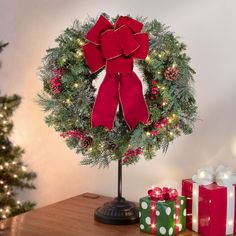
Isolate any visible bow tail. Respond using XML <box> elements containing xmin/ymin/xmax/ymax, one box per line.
<box><xmin>119</xmin><ymin>72</ymin><xmax>149</xmax><ymax>129</ymax></box>
<box><xmin>91</xmin><ymin>73</ymin><xmax>119</xmax><ymax>130</ymax></box>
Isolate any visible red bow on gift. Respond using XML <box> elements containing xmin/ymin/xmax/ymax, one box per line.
<box><xmin>148</xmin><ymin>187</ymin><xmax>178</xmax><ymax>201</ymax></box>
<box><xmin>83</xmin><ymin>15</ymin><xmax>149</xmax><ymax>130</ymax></box>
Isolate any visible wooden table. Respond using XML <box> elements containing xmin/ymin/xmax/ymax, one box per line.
<box><xmin>0</xmin><ymin>193</ymin><xmax>200</xmax><ymax>236</ymax></box>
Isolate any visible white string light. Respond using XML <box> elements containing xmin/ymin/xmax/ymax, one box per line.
<box><xmin>200</xmin><ymin>171</ymin><xmax>205</xmax><ymax>178</ymax></box>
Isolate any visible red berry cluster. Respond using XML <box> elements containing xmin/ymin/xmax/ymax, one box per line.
<box><xmin>50</xmin><ymin>68</ymin><xmax>64</xmax><ymax>94</ymax></box>
<box><xmin>123</xmin><ymin>147</ymin><xmax>142</xmax><ymax>164</ymax></box>
<box><xmin>60</xmin><ymin>130</ymin><xmax>86</xmax><ymax>140</ymax></box>
<box><xmin>150</xmin><ymin>80</ymin><xmax>159</xmax><ymax>100</ymax></box>
<box><xmin>151</xmin><ymin>80</ymin><xmax>158</xmax><ymax>94</ymax></box>
<box><xmin>151</xmin><ymin>117</ymin><xmax>169</xmax><ymax>136</ymax></box>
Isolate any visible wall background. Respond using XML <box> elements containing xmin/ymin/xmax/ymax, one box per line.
<box><xmin>0</xmin><ymin>0</ymin><xmax>236</xmax><ymax>208</ymax></box>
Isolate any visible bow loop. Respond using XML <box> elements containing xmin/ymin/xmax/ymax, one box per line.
<box><xmin>115</xmin><ymin>16</ymin><xmax>143</xmax><ymax>32</ymax></box>
<box><xmin>148</xmin><ymin>187</ymin><xmax>178</xmax><ymax>201</ymax></box>
<box><xmin>192</xmin><ymin>165</ymin><xmax>236</xmax><ymax>186</ymax></box>
<box><xmin>85</xmin><ymin>15</ymin><xmax>113</xmax><ymax>45</ymax></box>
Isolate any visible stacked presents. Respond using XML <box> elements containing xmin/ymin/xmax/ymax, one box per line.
<box><xmin>139</xmin><ymin>166</ymin><xmax>236</xmax><ymax>235</ymax></box>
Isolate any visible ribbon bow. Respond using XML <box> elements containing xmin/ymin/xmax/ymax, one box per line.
<box><xmin>192</xmin><ymin>165</ymin><xmax>236</xmax><ymax>186</ymax></box>
<box><xmin>148</xmin><ymin>187</ymin><xmax>178</xmax><ymax>201</ymax></box>
<box><xmin>83</xmin><ymin>15</ymin><xmax>149</xmax><ymax>130</ymax></box>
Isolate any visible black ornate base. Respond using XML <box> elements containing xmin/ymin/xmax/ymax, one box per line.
<box><xmin>94</xmin><ymin>197</ymin><xmax>139</xmax><ymax>225</ymax></box>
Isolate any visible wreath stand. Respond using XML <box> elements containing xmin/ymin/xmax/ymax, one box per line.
<box><xmin>94</xmin><ymin>105</ymin><xmax>139</xmax><ymax>225</ymax></box>
<box><xmin>94</xmin><ymin>159</ymin><xmax>139</xmax><ymax>225</ymax></box>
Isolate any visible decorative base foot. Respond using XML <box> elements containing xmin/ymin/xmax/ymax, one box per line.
<box><xmin>94</xmin><ymin>197</ymin><xmax>139</xmax><ymax>225</ymax></box>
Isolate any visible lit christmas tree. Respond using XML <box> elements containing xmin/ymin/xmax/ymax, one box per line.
<box><xmin>0</xmin><ymin>42</ymin><xmax>36</xmax><ymax>220</ymax></box>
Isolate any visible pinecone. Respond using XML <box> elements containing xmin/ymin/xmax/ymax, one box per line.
<box><xmin>82</xmin><ymin>136</ymin><xmax>93</xmax><ymax>149</ymax></box>
<box><xmin>164</xmin><ymin>67</ymin><xmax>179</xmax><ymax>81</ymax></box>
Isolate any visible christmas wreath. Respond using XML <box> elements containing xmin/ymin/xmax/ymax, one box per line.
<box><xmin>38</xmin><ymin>14</ymin><xmax>197</xmax><ymax>167</ymax></box>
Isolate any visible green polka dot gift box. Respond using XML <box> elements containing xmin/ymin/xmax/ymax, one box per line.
<box><xmin>139</xmin><ymin>187</ymin><xmax>186</xmax><ymax>235</ymax></box>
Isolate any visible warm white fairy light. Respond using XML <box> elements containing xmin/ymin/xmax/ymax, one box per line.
<box><xmin>77</xmin><ymin>39</ymin><xmax>85</xmax><ymax>46</ymax></box>
<box><xmin>0</xmin><ymin>165</ymin><xmax>3</xmax><ymax>170</ymax></box>
<box><xmin>161</xmin><ymin>86</ymin><xmax>166</xmax><ymax>90</ymax></box>
<box><xmin>16</xmin><ymin>200</ymin><xmax>21</xmax><ymax>205</ymax></box>
<box><xmin>145</xmin><ymin>55</ymin><xmax>151</xmax><ymax>63</ymax></box>
<box><xmin>0</xmin><ymin>113</ymin><xmax>3</xmax><ymax>118</ymax></box>
<box><xmin>146</xmin><ymin>131</ymin><xmax>151</xmax><ymax>137</ymax></box>
<box><xmin>4</xmin><ymin>106</ymin><xmax>7</xmax><ymax>110</ymax></box>
<box><xmin>228</xmin><ymin>220</ymin><xmax>233</xmax><ymax>225</ymax></box>
<box><xmin>151</xmin><ymin>206</ymin><xmax>155</xmax><ymax>210</ymax></box>
<box><xmin>4</xmin><ymin>162</ymin><xmax>9</xmax><ymax>167</ymax></box>
<box><xmin>74</xmin><ymin>83</ymin><xmax>79</xmax><ymax>88</ymax></box>
<box><xmin>4</xmin><ymin>185</ymin><xmax>8</xmax><ymax>189</ymax></box>
<box><xmin>88</xmin><ymin>147</ymin><xmax>93</xmax><ymax>151</ymax></box>
<box><xmin>13</xmin><ymin>174</ymin><xmax>18</xmax><ymax>178</ymax></box>
<box><xmin>66</xmin><ymin>98</ymin><xmax>70</xmax><ymax>104</ymax></box>
<box><xmin>192</xmin><ymin>218</ymin><xmax>197</xmax><ymax>223</ymax></box>
<box><xmin>22</xmin><ymin>166</ymin><xmax>27</xmax><ymax>171</ymax></box>
<box><xmin>76</xmin><ymin>50</ymin><xmax>83</xmax><ymax>57</ymax></box>
<box><xmin>193</xmin><ymin>190</ymin><xmax>197</xmax><ymax>195</ymax></box>
<box><xmin>151</xmin><ymin>224</ymin><xmax>156</xmax><ymax>228</ymax></box>
<box><xmin>0</xmin><ymin>180</ymin><xmax>4</xmax><ymax>184</ymax></box>
<box><xmin>2</xmin><ymin>120</ymin><xmax>7</xmax><ymax>125</ymax></box>
<box><xmin>2</xmin><ymin>146</ymin><xmax>6</xmax><ymax>150</ymax></box>
<box><xmin>12</xmin><ymin>161</ymin><xmax>16</xmax><ymax>165</ymax></box>
<box><xmin>229</xmin><ymin>192</ymin><xmax>234</xmax><ymax>197</ymax></box>
<box><xmin>169</xmin><ymin>132</ymin><xmax>174</xmax><ymax>136</ymax></box>
<box><xmin>162</xmin><ymin>102</ymin><xmax>167</xmax><ymax>106</ymax></box>
<box><xmin>6</xmin><ymin>191</ymin><xmax>11</xmax><ymax>195</ymax></box>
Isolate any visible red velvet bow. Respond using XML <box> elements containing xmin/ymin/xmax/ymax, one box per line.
<box><xmin>148</xmin><ymin>187</ymin><xmax>178</xmax><ymax>201</ymax></box>
<box><xmin>83</xmin><ymin>15</ymin><xmax>149</xmax><ymax>130</ymax></box>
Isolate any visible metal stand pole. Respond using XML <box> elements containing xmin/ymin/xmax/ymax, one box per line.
<box><xmin>118</xmin><ymin>159</ymin><xmax>122</xmax><ymax>201</ymax></box>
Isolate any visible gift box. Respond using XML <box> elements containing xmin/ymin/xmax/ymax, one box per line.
<box><xmin>139</xmin><ymin>187</ymin><xmax>186</xmax><ymax>235</ymax></box>
<box><xmin>182</xmin><ymin>166</ymin><xmax>236</xmax><ymax>236</ymax></box>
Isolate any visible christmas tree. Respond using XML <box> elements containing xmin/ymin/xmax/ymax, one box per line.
<box><xmin>0</xmin><ymin>42</ymin><xmax>36</xmax><ymax>220</ymax></box>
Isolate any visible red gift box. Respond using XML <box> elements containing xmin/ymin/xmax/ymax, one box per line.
<box><xmin>182</xmin><ymin>179</ymin><xmax>236</xmax><ymax>236</ymax></box>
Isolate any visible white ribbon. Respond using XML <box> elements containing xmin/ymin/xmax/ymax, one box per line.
<box><xmin>192</xmin><ymin>165</ymin><xmax>236</xmax><ymax>186</ymax></box>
